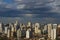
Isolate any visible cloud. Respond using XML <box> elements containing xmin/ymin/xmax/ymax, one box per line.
<box><xmin>0</xmin><ymin>0</ymin><xmax>58</xmax><ymax>10</ymax></box>
<box><xmin>0</xmin><ymin>0</ymin><xmax>60</xmax><ymax>14</ymax></box>
<box><xmin>17</xmin><ymin>4</ymin><xmax>26</xmax><ymax>9</ymax></box>
<box><xmin>1</xmin><ymin>0</ymin><xmax>60</xmax><ymax>23</ymax></box>
<box><xmin>14</xmin><ymin>0</ymin><xmax>22</xmax><ymax>1</ymax></box>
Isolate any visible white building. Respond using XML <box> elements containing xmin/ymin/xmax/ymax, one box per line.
<box><xmin>26</xmin><ymin>30</ymin><xmax>30</xmax><ymax>38</ymax></box>
<box><xmin>5</xmin><ymin>27</ymin><xmax>8</xmax><ymax>34</ymax></box>
<box><xmin>44</xmin><ymin>25</ymin><xmax>47</xmax><ymax>31</ymax></box>
<box><xmin>53</xmin><ymin>24</ymin><xmax>57</xmax><ymax>29</ymax></box>
<box><xmin>52</xmin><ymin>24</ymin><xmax>57</xmax><ymax>40</ymax></box>
<box><xmin>27</xmin><ymin>22</ymin><xmax>31</xmax><ymax>28</ymax></box>
<box><xmin>7</xmin><ymin>29</ymin><xmax>10</xmax><ymax>38</ymax></box>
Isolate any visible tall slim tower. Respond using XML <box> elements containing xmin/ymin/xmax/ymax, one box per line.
<box><xmin>27</xmin><ymin>22</ymin><xmax>32</xmax><ymax>31</ymax></box>
<box><xmin>52</xmin><ymin>24</ymin><xmax>57</xmax><ymax>40</ymax></box>
<box><xmin>9</xmin><ymin>23</ymin><xmax>14</xmax><ymax>37</ymax></box>
<box><xmin>5</xmin><ymin>27</ymin><xmax>8</xmax><ymax>34</ymax></box>
<box><xmin>7</xmin><ymin>29</ymin><xmax>10</xmax><ymax>38</ymax></box>
<box><xmin>14</xmin><ymin>21</ymin><xmax>18</xmax><ymax>32</ymax></box>
<box><xmin>47</xmin><ymin>24</ymin><xmax>52</xmax><ymax>39</ymax></box>
<box><xmin>51</xmin><ymin>29</ymin><xmax>54</xmax><ymax>40</ymax></box>
<box><xmin>26</xmin><ymin>29</ymin><xmax>30</xmax><ymax>39</ymax></box>
<box><xmin>17</xmin><ymin>29</ymin><xmax>21</xmax><ymax>40</ymax></box>
<box><xmin>0</xmin><ymin>23</ymin><xmax>2</xmax><ymax>33</ymax></box>
<box><xmin>43</xmin><ymin>25</ymin><xmax>48</xmax><ymax>34</ymax></box>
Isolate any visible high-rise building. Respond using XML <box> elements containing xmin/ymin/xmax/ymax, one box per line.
<box><xmin>27</xmin><ymin>22</ymin><xmax>31</xmax><ymax>28</ymax></box>
<box><xmin>20</xmin><ymin>23</ymin><xmax>25</xmax><ymax>30</ymax></box>
<box><xmin>9</xmin><ymin>23</ymin><xmax>14</xmax><ymax>37</ymax></box>
<box><xmin>44</xmin><ymin>25</ymin><xmax>47</xmax><ymax>31</ymax></box>
<box><xmin>0</xmin><ymin>23</ymin><xmax>2</xmax><ymax>33</ymax></box>
<box><xmin>35</xmin><ymin>23</ymin><xmax>40</xmax><ymax>28</ymax></box>
<box><xmin>34</xmin><ymin>23</ymin><xmax>40</xmax><ymax>34</ymax></box>
<box><xmin>52</xmin><ymin>24</ymin><xmax>57</xmax><ymax>40</ymax></box>
<box><xmin>17</xmin><ymin>29</ymin><xmax>21</xmax><ymax>40</ymax></box>
<box><xmin>27</xmin><ymin>22</ymin><xmax>32</xmax><ymax>32</ymax></box>
<box><xmin>47</xmin><ymin>24</ymin><xmax>52</xmax><ymax>39</ymax></box>
<box><xmin>5</xmin><ymin>27</ymin><xmax>8</xmax><ymax>34</ymax></box>
<box><xmin>14</xmin><ymin>21</ymin><xmax>18</xmax><ymax>32</ymax></box>
<box><xmin>7</xmin><ymin>29</ymin><xmax>10</xmax><ymax>38</ymax></box>
<box><xmin>32</xmin><ymin>24</ymin><xmax>35</xmax><ymax>28</ymax></box>
<box><xmin>21</xmin><ymin>29</ymin><xmax>26</xmax><ymax>38</ymax></box>
<box><xmin>58</xmin><ymin>24</ymin><xmax>60</xmax><ymax>28</ymax></box>
<box><xmin>26</xmin><ymin>30</ymin><xmax>30</xmax><ymax>39</ymax></box>
<box><xmin>53</xmin><ymin>24</ymin><xmax>57</xmax><ymax>29</ymax></box>
<box><xmin>43</xmin><ymin>25</ymin><xmax>48</xmax><ymax>34</ymax></box>
<box><xmin>51</xmin><ymin>29</ymin><xmax>54</xmax><ymax>40</ymax></box>
<box><xmin>57</xmin><ymin>24</ymin><xmax>60</xmax><ymax>39</ymax></box>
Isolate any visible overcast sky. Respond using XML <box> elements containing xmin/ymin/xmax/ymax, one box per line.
<box><xmin>0</xmin><ymin>0</ymin><xmax>60</xmax><ymax>24</ymax></box>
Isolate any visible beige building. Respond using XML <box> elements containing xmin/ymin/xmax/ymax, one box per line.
<box><xmin>47</xmin><ymin>24</ymin><xmax>52</xmax><ymax>39</ymax></box>
<box><xmin>7</xmin><ymin>29</ymin><xmax>10</xmax><ymax>38</ymax></box>
<box><xmin>0</xmin><ymin>23</ymin><xmax>2</xmax><ymax>33</ymax></box>
<box><xmin>51</xmin><ymin>29</ymin><xmax>54</xmax><ymax>40</ymax></box>
<box><xmin>34</xmin><ymin>23</ymin><xmax>41</xmax><ymax>34</ymax></box>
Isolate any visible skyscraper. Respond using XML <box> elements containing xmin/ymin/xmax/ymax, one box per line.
<box><xmin>0</xmin><ymin>23</ymin><xmax>2</xmax><ymax>33</ymax></box>
<box><xmin>52</xmin><ymin>24</ymin><xmax>57</xmax><ymax>40</ymax></box>
<box><xmin>7</xmin><ymin>29</ymin><xmax>10</xmax><ymax>38</ymax></box>
<box><xmin>9</xmin><ymin>23</ymin><xmax>14</xmax><ymax>37</ymax></box>
<box><xmin>20</xmin><ymin>23</ymin><xmax>25</xmax><ymax>30</ymax></box>
<box><xmin>5</xmin><ymin>27</ymin><xmax>8</xmax><ymax>34</ymax></box>
<box><xmin>27</xmin><ymin>22</ymin><xmax>31</xmax><ymax>28</ymax></box>
<box><xmin>51</xmin><ymin>29</ymin><xmax>54</xmax><ymax>40</ymax></box>
<box><xmin>14</xmin><ymin>21</ymin><xmax>18</xmax><ymax>32</ymax></box>
<box><xmin>17</xmin><ymin>29</ymin><xmax>21</xmax><ymax>40</ymax></box>
<box><xmin>26</xmin><ymin>29</ymin><xmax>30</xmax><ymax>39</ymax></box>
<box><xmin>47</xmin><ymin>24</ymin><xmax>52</xmax><ymax>39</ymax></box>
<box><xmin>43</xmin><ymin>25</ymin><xmax>48</xmax><ymax>34</ymax></box>
<box><xmin>27</xmin><ymin>22</ymin><xmax>32</xmax><ymax>32</ymax></box>
<box><xmin>44</xmin><ymin>25</ymin><xmax>47</xmax><ymax>31</ymax></box>
<box><xmin>34</xmin><ymin>23</ymin><xmax>41</xmax><ymax>34</ymax></box>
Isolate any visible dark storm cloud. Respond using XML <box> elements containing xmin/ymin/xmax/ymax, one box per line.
<box><xmin>0</xmin><ymin>0</ymin><xmax>60</xmax><ymax>23</ymax></box>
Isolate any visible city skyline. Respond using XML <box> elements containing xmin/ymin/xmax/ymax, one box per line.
<box><xmin>0</xmin><ymin>0</ymin><xmax>60</xmax><ymax>40</ymax></box>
